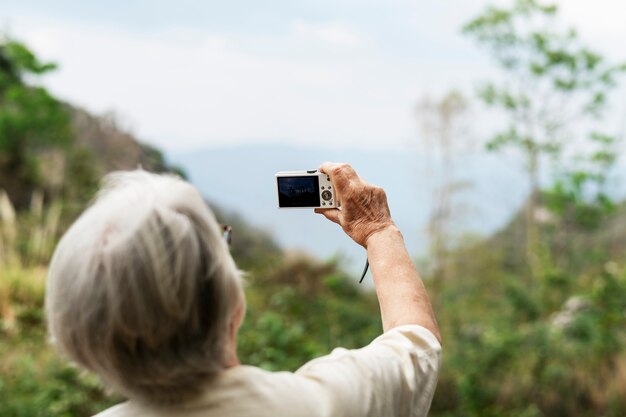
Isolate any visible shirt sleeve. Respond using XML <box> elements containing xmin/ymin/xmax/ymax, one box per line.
<box><xmin>294</xmin><ymin>325</ymin><xmax>442</xmax><ymax>417</ymax></box>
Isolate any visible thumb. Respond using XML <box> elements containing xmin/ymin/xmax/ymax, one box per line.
<box><xmin>314</xmin><ymin>208</ymin><xmax>342</xmax><ymax>225</ymax></box>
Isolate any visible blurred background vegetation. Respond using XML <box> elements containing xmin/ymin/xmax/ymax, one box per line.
<box><xmin>1</xmin><ymin>1</ymin><xmax>626</xmax><ymax>416</ymax></box>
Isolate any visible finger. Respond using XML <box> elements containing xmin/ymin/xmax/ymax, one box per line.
<box><xmin>319</xmin><ymin>162</ymin><xmax>357</xmax><ymax>191</ymax></box>
<box><xmin>319</xmin><ymin>162</ymin><xmax>357</xmax><ymax>178</ymax></box>
<box><xmin>314</xmin><ymin>208</ymin><xmax>342</xmax><ymax>225</ymax></box>
<box><xmin>319</xmin><ymin>161</ymin><xmax>339</xmax><ymax>174</ymax></box>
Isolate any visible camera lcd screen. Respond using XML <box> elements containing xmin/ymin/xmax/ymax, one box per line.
<box><xmin>277</xmin><ymin>176</ymin><xmax>321</xmax><ymax>207</ymax></box>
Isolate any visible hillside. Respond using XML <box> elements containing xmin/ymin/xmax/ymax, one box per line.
<box><xmin>475</xmin><ymin>198</ymin><xmax>626</xmax><ymax>275</ymax></box>
<box><xmin>69</xmin><ymin>106</ymin><xmax>283</xmax><ymax>269</ymax></box>
<box><xmin>69</xmin><ymin>106</ymin><xmax>185</xmax><ymax>177</ymax></box>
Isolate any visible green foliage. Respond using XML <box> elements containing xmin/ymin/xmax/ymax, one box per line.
<box><xmin>0</xmin><ymin>41</ymin><xmax>57</xmax><ymax>77</ymax></box>
<box><xmin>0</xmin><ymin>250</ymin><xmax>380</xmax><ymax>415</ymax></box>
<box><xmin>464</xmin><ymin>0</ymin><xmax>625</xmax><ymax>217</ymax></box>
<box><xmin>432</xmin><ymin>250</ymin><xmax>626</xmax><ymax>417</ymax></box>
<box><xmin>0</xmin><ymin>37</ymin><xmax>75</xmax><ymax>208</ymax></box>
<box><xmin>464</xmin><ymin>0</ymin><xmax>624</xmax><ymax>300</ymax></box>
<box><xmin>0</xmin><ymin>35</ymin><xmax>190</xmax><ymax>232</ymax></box>
<box><xmin>0</xmin><ymin>357</ymin><xmax>117</xmax><ymax>417</ymax></box>
<box><xmin>543</xmin><ymin>131</ymin><xmax>618</xmax><ymax>229</ymax></box>
<box><xmin>239</xmin><ymin>255</ymin><xmax>379</xmax><ymax>371</ymax></box>
<box><xmin>451</xmin><ymin>5</ymin><xmax>626</xmax><ymax>409</ymax></box>
<box><xmin>60</xmin><ymin>146</ymin><xmax>100</xmax><ymax>215</ymax></box>
<box><xmin>0</xmin><ymin>266</ymin><xmax>120</xmax><ymax>416</ymax></box>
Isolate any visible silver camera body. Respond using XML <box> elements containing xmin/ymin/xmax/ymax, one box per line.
<box><xmin>275</xmin><ymin>170</ymin><xmax>338</xmax><ymax>209</ymax></box>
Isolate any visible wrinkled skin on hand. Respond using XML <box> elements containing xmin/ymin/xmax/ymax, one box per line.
<box><xmin>314</xmin><ymin>162</ymin><xmax>395</xmax><ymax>248</ymax></box>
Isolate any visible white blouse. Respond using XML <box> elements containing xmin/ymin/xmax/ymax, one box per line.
<box><xmin>96</xmin><ymin>325</ymin><xmax>442</xmax><ymax>417</ymax></box>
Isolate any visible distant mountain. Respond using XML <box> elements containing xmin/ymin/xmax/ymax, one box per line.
<box><xmin>167</xmin><ymin>144</ymin><xmax>530</xmax><ymax>273</ymax></box>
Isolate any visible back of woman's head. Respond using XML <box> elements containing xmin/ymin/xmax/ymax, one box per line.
<box><xmin>45</xmin><ymin>170</ymin><xmax>244</xmax><ymax>403</ymax></box>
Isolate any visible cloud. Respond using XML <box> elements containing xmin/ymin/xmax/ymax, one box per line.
<box><xmin>8</xmin><ymin>16</ymin><xmax>425</xmax><ymax>152</ymax></box>
<box><xmin>291</xmin><ymin>20</ymin><xmax>363</xmax><ymax>46</ymax></box>
<box><xmin>14</xmin><ymin>0</ymin><xmax>626</xmax><ymax>154</ymax></box>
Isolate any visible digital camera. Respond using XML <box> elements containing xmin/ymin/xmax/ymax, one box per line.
<box><xmin>275</xmin><ymin>170</ymin><xmax>338</xmax><ymax>209</ymax></box>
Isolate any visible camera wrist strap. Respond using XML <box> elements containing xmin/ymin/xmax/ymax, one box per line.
<box><xmin>359</xmin><ymin>258</ymin><xmax>369</xmax><ymax>284</ymax></box>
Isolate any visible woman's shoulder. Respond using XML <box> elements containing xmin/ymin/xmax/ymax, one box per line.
<box><xmin>92</xmin><ymin>365</ymin><xmax>320</xmax><ymax>417</ymax></box>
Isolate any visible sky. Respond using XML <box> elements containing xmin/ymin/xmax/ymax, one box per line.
<box><xmin>2</xmin><ymin>0</ymin><xmax>626</xmax><ymax>152</ymax></box>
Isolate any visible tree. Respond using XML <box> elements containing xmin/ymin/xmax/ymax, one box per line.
<box><xmin>0</xmin><ymin>36</ymin><xmax>73</xmax><ymax>208</ymax></box>
<box><xmin>463</xmin><ymin>0</ymin><xmax>625</xmax><ymax>278</ymax></box>
<box><xmin>416</xmin><ymin>91</ymin><xmax>470</xmax><ymax>287</ymax></box>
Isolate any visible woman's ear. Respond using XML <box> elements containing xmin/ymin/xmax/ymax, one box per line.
<box><xmin>225</xmin><ymin>301</ymin><xmax>246</xmax><ymax>368</ymax></box>
<box><xmin>231</xmin><ymin>301</ymin><xmax>246</xmax><ymax>333</ymax></box>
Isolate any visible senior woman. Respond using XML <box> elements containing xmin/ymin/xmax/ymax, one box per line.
<box><xmin>46</xmin><ymin>162</ymin><xmax>441</xmax><ymax>417</ymax></box>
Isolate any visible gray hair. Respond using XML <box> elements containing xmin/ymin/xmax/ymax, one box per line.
<box><xmin>45</xmin><ymin>170</ymin><xmax>244</xmax><ymax>403</ymax></box>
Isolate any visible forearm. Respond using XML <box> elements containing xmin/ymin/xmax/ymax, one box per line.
<box><xmin>367</xmin><ymin>226</ymin><xmax>441</xmax><ymax>342</ymax></box>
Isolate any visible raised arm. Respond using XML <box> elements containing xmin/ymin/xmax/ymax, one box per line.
<box><xmin>315</xmin><ymin>162</ymin><xmax>440</xmax><ymax>342</ymax></box>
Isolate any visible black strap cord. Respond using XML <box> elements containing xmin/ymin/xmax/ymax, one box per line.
<box><xmin>359</xmin><ymin>258</ymin><xmax>369</xmax><ymax>284</ymax></box>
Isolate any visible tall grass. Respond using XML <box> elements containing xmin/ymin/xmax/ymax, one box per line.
<box><xmin>0</xmin><ymin>190</ymin><xmax>117</xmax><ymax>416</ymax></box>
<box><xmin>0</xmin><ymin>190</ymin><xmax>63</xmax><ymax>268</ymax></box>
<box><xmin>0</xmin><ymin>190</ymin><xmax>60</xmax><ymax>331</ymax></box>
<box><xmin>0</xmin><ymin>190</ymin><xmax>17</xmax><ymax>266</ymax></box>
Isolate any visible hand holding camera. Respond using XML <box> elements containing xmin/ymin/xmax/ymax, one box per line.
<box><xmin>314</xmin><ymin>162</ymin><xmax>395</xmax><ymax>248</ymax></box>
<box><xmin>276</xmin><ymin>162</ymin><xmax>440</xmax><ymax>340</ymax></box>
<box><xmin>275</xmin><ymin>163</ymin><xmax>394</xmax><ymax>248</ymax></box>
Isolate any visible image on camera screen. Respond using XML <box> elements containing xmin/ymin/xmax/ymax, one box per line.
<box><xmin>277</xmin><ymin>176</ymin><xmax>321</xmax><ymax>207</ymax></box>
